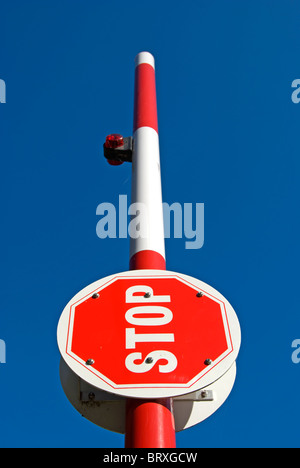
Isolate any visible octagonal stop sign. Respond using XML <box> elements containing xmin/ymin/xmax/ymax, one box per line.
<box><xmin>57</xmin><ymin>270</ymin><xmax>241</xmax><ymax>399</ymax></box>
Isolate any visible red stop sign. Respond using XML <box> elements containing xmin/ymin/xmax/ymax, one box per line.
<box><xmin>58</xmin><ymin>270</ymin><xmax>240</xmax><ymax>398</ymax></box>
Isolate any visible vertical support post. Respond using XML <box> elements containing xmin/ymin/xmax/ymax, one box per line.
<box><xmin>125</xmin><ymin>52</ymin><xmax>176</xmax><ymax>448</ymax></box>
<box><xmin>129</xmin><ymin>51</ymin><xmax>166</xmax><ymax>271</ymax></box>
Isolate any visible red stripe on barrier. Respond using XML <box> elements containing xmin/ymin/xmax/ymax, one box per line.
<box><xmin>133</xmin><ymin>63</ymin><xmax>158</xmax><ymax>133</ymax></box>
<box><xmin>125</xmin><ymin>398</ymin><xmax>176</xmax><ymax>448</ymax></box>
<box><xmin>129</xmin><ymin>249</ymin><xmax>166</xmax><ymax>271</ymax></box>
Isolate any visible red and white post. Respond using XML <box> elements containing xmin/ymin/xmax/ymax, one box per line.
<box><xmin>129</xmin><ymin>52</ymin><xmax>166</xmax><ymax>271</ymax></box>
<box><xmin>125</xmin><ymin>52</ymin><xmax>176</xmax><ymax>448</ymax></box>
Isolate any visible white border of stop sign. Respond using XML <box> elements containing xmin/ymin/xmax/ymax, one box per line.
<box><xmin>57</xmin><ymin>270</ymin><xmax>241</xmax><ymax>399</ymax></box>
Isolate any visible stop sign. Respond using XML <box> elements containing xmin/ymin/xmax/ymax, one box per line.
<box><xmin>57</xmin><ymin>270</ymin><xmax>241</xmax><ymax>398</ymax></box>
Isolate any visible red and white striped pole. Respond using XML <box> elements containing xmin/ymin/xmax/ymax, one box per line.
<box><xmin>129</xmin><ymin>51</ymin><xmax>166</xmax><ymax>271</ymax></box>
<box><xmin>125</xmin><ymin>52</ymin><xmax>176</xmax><ymax>448</ymax></box>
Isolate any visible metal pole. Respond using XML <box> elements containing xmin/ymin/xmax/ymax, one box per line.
<box><xmin>125</xmin><ymin>52</ymin><xmax>176</xmax><ymax>448</ymax></box>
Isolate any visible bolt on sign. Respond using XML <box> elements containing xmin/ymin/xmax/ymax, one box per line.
<box><xmin>57</xmin><ymin>270</ymin><xmax>241</xmax><ymax>399</ymax></box>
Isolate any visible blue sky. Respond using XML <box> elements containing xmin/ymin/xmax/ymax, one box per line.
<box><xmin>1</xmin><ymin>0</ymin><xmax>300</xmax><ymax>448</ymax></box>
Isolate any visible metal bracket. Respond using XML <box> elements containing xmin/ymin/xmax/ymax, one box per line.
<box><xmin>80</xmin><ymin>385</ymin><xmax>213</xmax><ymax>403</ymax></box>
<box><xmin>80</xmin><ymin>390</ymin><xmax>125</xmax><ymax>402</ymax></box>
<box><xmin>174</xmin><ymin>389</ymin><xmax>214</xmax><ymax>402</ymax></box>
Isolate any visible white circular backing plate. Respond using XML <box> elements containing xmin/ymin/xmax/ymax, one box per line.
<box><xmin>57</xmin><ymin>269</ymin><xmax>241</xmax><ymax>399</ymax></box>
<box><xmin>59</xmin><ymin>357</ymin><xmax>237</xmax><ymax>433</ymax></box>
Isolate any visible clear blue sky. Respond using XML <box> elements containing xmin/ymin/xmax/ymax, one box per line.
<box><xmin>1</xmin><ymin>0</ymin><xmax>300</xmax><ymax>448</ymax></box>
